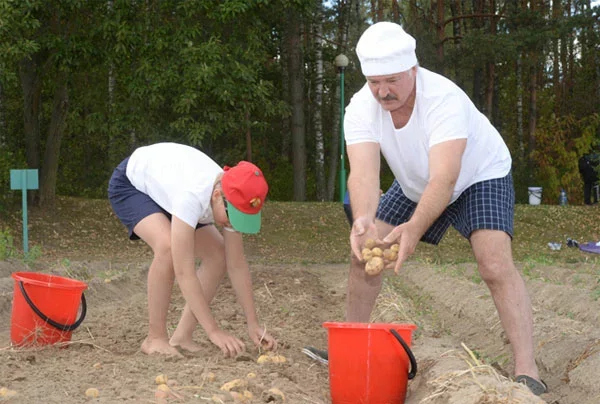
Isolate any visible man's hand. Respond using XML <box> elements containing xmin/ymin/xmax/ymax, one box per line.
<box><xmin>207</xmin><ymin>328</ymin><xmax>246</xmax><ymax>358</ymax></box>
<box><xmin>350</xmin><ymin>216</ymin><xmax>380</xmax><ymax>260</ymax></box>
<box><xmin>382</xmin><ymin>222</ymin><xmax>420</xmax><ymax>274</ymax></box>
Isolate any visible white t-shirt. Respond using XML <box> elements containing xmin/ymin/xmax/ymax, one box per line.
<box><xmin>126</xmin><ymin>143</ymin><xmax>223</xmax><ymax>228</ymax></box>
<box><xmin>344</xmin><ymin>67</ymin><xmax>512</xmax><ymax>204</ymax></box>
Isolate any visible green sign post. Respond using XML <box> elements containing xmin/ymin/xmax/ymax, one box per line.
<box><xmin>10</xmin><ymin>169</ymin><xmax>39</xmax><ymax>254</ymax></box>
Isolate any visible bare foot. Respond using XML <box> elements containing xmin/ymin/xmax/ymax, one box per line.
<box><xmin>141</xmin><ymin>337</ymin><xmax>183</xmax><ymax>357</ymax></box>
<box><xmin>169</xmin><ymin>337</ymin><xmax>203</xmax><ymax>353</ymax></box>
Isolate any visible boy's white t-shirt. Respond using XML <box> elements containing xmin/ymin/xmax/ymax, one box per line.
<box><xmin>344</xmin><ymin>67</ymin><xmax>512</xmax><ymax>204</ymax></box>
<box><xmin>126</xmin><ymin>143</ymin><xmax>223</xmax><ymax>228</ymax></box>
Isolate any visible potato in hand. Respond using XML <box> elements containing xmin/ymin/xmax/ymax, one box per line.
<box><xmin>362</xmin><ymin>243</ymin><xmax>400</xmax><ymax>275</ymax></box>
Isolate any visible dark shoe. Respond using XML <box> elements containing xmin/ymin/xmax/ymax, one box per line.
<box><xmin>301</xmin><ymin>346</ymin><xmax>328</xmax><ymax>365</ymax></box>
<box><xmin>515</xmin><ymin>375</ymin><xmax>548</xmax><ymax>396</ymax></box>
<box><xmin>567</xmin><ymin>237</ymin><xmax>579</xmax><ymax>247</ymax></box>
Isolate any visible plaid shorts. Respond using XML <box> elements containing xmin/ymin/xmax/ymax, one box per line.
<box><xmin>376</xmin><ymin>173</ymin><xmax>515</xmax><ymax>245</ymax></box>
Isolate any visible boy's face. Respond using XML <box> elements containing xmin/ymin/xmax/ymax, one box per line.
<box><xmin>212</xmin><ymin>187</ymin><xmax>232</xmax><ymax>228</ymax></box>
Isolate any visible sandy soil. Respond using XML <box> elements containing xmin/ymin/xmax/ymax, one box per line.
<box><xmin>1</xmin><ymin>251</ymin><xmax>599</xmax><ymax>403</ymax></box>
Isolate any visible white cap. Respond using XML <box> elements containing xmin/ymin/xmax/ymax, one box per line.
<box><xmin>356</xmin><ymin>22</ymin><xmax>417</xmax><ymax>76</ymax></box>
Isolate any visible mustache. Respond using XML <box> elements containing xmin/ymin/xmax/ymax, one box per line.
<box><xmin>378</xmin><ymin>94</ymin><xmax>398</xmax><ymax>101</ymax></box>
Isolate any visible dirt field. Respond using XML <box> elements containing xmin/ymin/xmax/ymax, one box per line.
<box><xmin>0</xmin><ymin>198</ymin><xmax>599</xmax><ymax>403</ymax></box>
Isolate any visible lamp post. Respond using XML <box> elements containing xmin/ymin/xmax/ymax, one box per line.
<box><xmin>335</xmin><ymin>53</ymin><xmax>349</xmax><ymax>202</ymax></box>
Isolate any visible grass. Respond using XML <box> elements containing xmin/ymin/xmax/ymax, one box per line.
<box><xmin>0</xmin><ymin>196</ymin><xmax>599</xmax><ymax>270</ymax></box>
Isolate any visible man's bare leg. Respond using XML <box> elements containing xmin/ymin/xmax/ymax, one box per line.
<box><xmin>169</xmin><ymin>225</ymin><xmax>226</xmax><ymax>352</ymax></box>
<box><xmin>133</xmin><ymin>213</ymin><xmax>182</xmax><ymax>357</ymax></box>
<box><xmin>470</xmin><ymin>229</ymin><xmax>540</xmax><ymax>381</ymax></box>
<box><xmin>345</xmin><ymin>220</ymin><xmax>394</xmax><ymax>322</ymax></box>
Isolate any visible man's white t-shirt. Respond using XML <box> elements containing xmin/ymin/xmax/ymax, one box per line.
<box><xmin>344</xmin><ymin>67</ymin><xmax>512</xmax><ymax>204</ymax></box>
<box><xmin>126</xmin><ymin>143</ymin><xmax>223</xmax><ymax>228</ymax></box>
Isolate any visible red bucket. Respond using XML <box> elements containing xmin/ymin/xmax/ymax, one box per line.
<box><xmin>323</xmin><ymin>322</ymin><xmax>417</xmax><ymax>404</ymax></box>
<box><xmin>10</xmin><ymin>272</ymin><xmax>88</xmax><ymax>347</ymax></box>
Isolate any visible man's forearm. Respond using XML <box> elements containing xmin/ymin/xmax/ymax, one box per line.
<box><xmin>409</xmin><ymin>178</ymin><xmax>455</xmax><ymax>237</ymax></box>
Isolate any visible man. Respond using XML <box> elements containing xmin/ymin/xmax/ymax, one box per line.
<box><xmin>108</xmin><ymin>142</ymin><xmax>277</xmax><ymax>358</ymax></box>
<box><xmin>305</xmin><ymin>22</ymin><xmax>546</xmax><ymax>396</ymax></box>
<box><xmin>578</xmin><ymin>153</ymin><xmax>599</xmax><ymax>205</ymax></box>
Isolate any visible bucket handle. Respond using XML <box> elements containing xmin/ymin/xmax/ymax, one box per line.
<box><xmin>18</xmin><ymin>281</ymin><xmax>87</xmax><ymax>332</ymax></box>
<box><xmin>390</xmin><ymin>329</ymin><xmax>418</xmax><ymax>380</ymax></box>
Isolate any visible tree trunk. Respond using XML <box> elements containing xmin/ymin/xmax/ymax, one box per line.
<box><xmin>0</xmin><ymin>81</ymin><xmax>4</xmax><ymax>145</ymax></box>
<box><xmin>327</xmin><ymin>0</ymin><xmax>351</xmax><ymax>202</ymax></box>
<box><xmin>483</xmin><ymin>0</ymin><xmax>496</xmax><ymax>118</ymax></box>
<box><xmin>436</xmin><ymin>0</ymin><xmax>446</xmax><ymax>73</ymax></box>
<box><xmin>19</xmin><ymin>55</ymin><xmax>43</xmax><ymax>171</ymax></box>
<box><xmin>286</xmin><ymin>10</ymin><xmax>306</xmax><ymax>201</ymax></box>
<box><xmin>516</xmin><ymin>54</ymin><xmax>524</xmax><ymax>164</ymax></box>
<box><xmin>39</xmin><ymin>79</ymin><xmax>69</xmax><ymax>207</ymax></box>
<box><xmin>527</xmin><ymin>62</ymin><xmax>538</xmax><ymax>184</ymax></box>
<box><xmin>449</xmin><ymin>0</ymin><xmax>464</xmax><ymax>89</ymax></box>
<box><xmin>313</xmin><ymin>18</ymin><xmax>326</xmax><ymax>201</ymax></box>
<box><xmin>245</xmin><ymin>110</ymin><xmax>252</xmax><ymax>161</ymax></box>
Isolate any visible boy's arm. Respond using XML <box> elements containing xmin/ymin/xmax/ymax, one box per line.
<box><xmin>222</xmin><ymin>229</ymin><xmax>259</xmax><ymax>326</ymax></box>
<box><xmin>171</xmin><ymin>217</ymin><xmax>219</xmax><ymax>332</ymax></box>
<box><xmin>223</xmin><ymin>229</ymin><xmax>277</xmax><ymax>349</ymax></box>
<box><xmin>171</xmin><ymin>217</ymin><xmax>245</xmax><ymax>356</ymax></box>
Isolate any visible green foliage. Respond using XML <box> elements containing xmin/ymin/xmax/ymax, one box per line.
<box><xmin>0</xmin><ymin>146</ymin><xmax>25</xmax><ymax>214</ymax></box>
<box><xmin>0</xmin><ymin>228</ymin><xmax>15</xmax><ymax>259</ymax></box>
<box><xmin>531</xmin><ymin>114</ymin><xmax>600</xmax><ymax>204</ymax></box>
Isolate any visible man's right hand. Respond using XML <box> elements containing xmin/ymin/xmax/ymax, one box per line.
<box><xmin>207</xmin><ymin>328</ymin><xmax>246</xmax><ymax>358</ymax></box>
<box><xmin>350</xmin><ymin>215</ymin><xmax>379</xmax><ymax>260</ymax></box>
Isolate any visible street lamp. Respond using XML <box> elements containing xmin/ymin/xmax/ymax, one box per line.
<box><xmin>335</xmin><ymin>53</ymin><xmax>349</xmax><ymax>202</ymax></box>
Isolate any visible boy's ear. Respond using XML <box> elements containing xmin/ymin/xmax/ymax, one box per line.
<box><xmin>212</xmin><ymin>184</ymin><xmax>225</xmax><ymax>202</ymax></box>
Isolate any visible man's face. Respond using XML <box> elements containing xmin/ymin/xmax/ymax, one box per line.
<box><xmin>366</xmin><ymin>67</ymin><xmax>416</xmax><ymax>111</ymax></box>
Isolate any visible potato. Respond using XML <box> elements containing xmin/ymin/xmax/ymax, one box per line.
<box><xmin>230</xmin><ymin>391</ymin><xmax>250</xmax><ymax>402</ymax></box>
<box><xmin>265</xmin><ymin>387</ymin><xmax>285</xmax><ymax>401</ymax></box>
<box><xmin>371</xmin><ymin>247</ymin><xmax>383</xmax><ymax>257</ymax></box>
<box><xmin>257</xmin><ymin>353</ymin><xmax>287</xmax><ymax>364</ymax></box>
<box><xmin>155</xmin><ymin>390</ymin><xmax>169</xmax><ymax>399</ymax></box>
<box><xmin>85</xmin><ymin>388</ymin><xmax>100</xmax><ymax>398</ymax></box>
<box><xmin>390</xmin><ymin>243</ymin><xmax>399</xmax><ymax>252</ymax></box>
<box><xmin>203</xmin><ymin>371</ymin><xmax>216</xmax><ymax>382</ymax></box>
<box><xmin>155</xmin><ymin>374</ymin><xmax>168</xmax><ymax>385</ymax></box>
<box><xmin>364</xmin><ymin>238</ymin><xmax>377</xmax><ymax>249</ymax></box>
<box><xmin>365</xmin><ymin>257</ymin><xmax>384</xmax><ymax>275</ymax></box>
<box><xmin>220</xmin><ymin>378</ymin><xmax>248</xmax><ymax>392</ymax></box>
<box><xmin>383</xmin><ymin>248</ymin><xmax>398</xmax><ymax>261</ymax></box>
<box><xmin>361</xmin><ymin>248</ymin><xmax>374</xmax><ymax>262</ymax></box>
<box><xmin>0</xmin><ymin>388</ymin><xmax>17</xmax><ymax>399</ymax></box>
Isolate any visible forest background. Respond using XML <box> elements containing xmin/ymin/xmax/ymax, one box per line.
<box><xmin>0</xmin><ymin>0</ymin><xmax>599</xmax><ymax>210</ymax></box>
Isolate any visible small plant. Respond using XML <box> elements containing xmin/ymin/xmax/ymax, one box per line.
<box><xmin>0</xmin><ymin>228</ymin><xmax>15</xmax><ymax>259</ymax></box>
<box><xmin>23</xmin><ymin>245</ymin><xmax>42</xmax><ymax>264</ymax></box>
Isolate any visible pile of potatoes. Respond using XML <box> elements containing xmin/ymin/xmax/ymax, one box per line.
<box><xmin>362</xmin><ymin>239</ymin><xmax>399</xmax><ymax>275</ymax></box>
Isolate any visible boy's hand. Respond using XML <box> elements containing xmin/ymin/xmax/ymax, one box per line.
<box><xmin>207</xmin><ymin>329</ymin><xmax>245</xmax><ymax>357</ymax></box>
<box><xmin>248</xmin><ymin>323</ymin><xmax>277</xmax><ymax>350</ymax></box>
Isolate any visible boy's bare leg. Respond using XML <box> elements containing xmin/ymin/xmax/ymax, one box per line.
<box><xmin>170</xmin><ymin>225</ymin><xmax>227</xmax><ymax>352</ymax></box>
<box><xmin>470</xmin><ymin>229</ymin><xmax>540</xmax><ymax>381</ymax></box>
<box><xmin>133</xmin><ymin>213</ymin><xmax>182</xmax><ymax>357</ymax></box>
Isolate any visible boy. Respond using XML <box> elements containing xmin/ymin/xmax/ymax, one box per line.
<box><xmin>108</xmin><ymin>142</ymin><xmax>277</xmax><ymax>357</ymax></box>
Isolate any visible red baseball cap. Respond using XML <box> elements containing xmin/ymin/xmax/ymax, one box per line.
<box><xmin>221</xmin><ymin>161</ymin><xmax>268</xmax><ymax>234</ymax></box>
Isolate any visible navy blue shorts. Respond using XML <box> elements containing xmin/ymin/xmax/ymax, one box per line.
<box><xmin>376</xmin><ymin>173</ymin><xmax>515</xmax><ymax>245</ymax></box>
<box><xmin>108</xmin><ymin>157</ymin><xmax>206</xmax><ymax>240</ymax></box>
